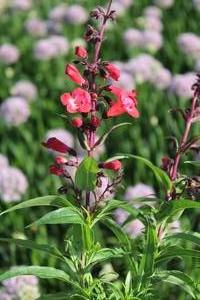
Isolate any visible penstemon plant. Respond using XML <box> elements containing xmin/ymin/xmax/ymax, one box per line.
<box><xmin>0</xmin><ymin>1</ymin><xmax>200</xmax><ymax>299</ymax></box>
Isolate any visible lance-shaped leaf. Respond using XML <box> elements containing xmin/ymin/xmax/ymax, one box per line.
<box><xmin>0</xmin><ymin>266</ymin><xmax>69</xmax><ymax>283</ymax></box>
<box><xmin>165</xmin><ymin>232</ymin><xmax>200</xmax><ymax>247</ymax></box>
<box><xmin>94</xmin><ymin>122</ymin><xmax>131</xmax><ymax>147</ymax></box>
<box><xmin>0</xmin><ymin>238</ymin><xmax>64</xmax><ymax>260</ymax></box>
<box><xmin>105</xmin><ymin>154</ymin><xmax>172</xmax><ymax>192</ymax></box>
<box><xmin>75</xmin><ymin>157</ymin><xmax>99</xmax><ymax>191</ymax></box>
<box><xmin>37</xmin><ymin>293</ymin><xmax>71</xmax><ymax>300</ymax></box>
<box><xmin>0</xmin><ymin>195</ymin><xmax>71</xmax><ymax>216</ymax></box>
<box><xmin>28</xmin><ymin>207</ymin><xmax>85</xmax><ymax>227</ymax></box>
<box><xmin>184</xmin><ymin>160</ymin><xmax>200</xmax><ymax>167</ymax></box>
<box><xmin>86</xmin><ymin>248</ymin><xmax>125</xmax><ymax>269</ymax></box>
<box><xmin>156</xmin><ymin>246</ymin><xmax>200</xmax><ymax>264</ymax></box>
<box><xmin>157</xmin><ymin>199</ymin><xmax>200</xmax><ymax>222</ymax></box>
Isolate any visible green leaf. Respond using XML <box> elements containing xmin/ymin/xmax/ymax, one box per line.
<box><xmin>156</xmin><ymin>246</ymin><xmax>200</xmax><ymax>263</ymax></box>
<box><xmin>94</xmin><ymin>123</ymin><xmax>131</xmax><ymax>147</ymax></box>
<box><xmin>0</xmin><ymin>238</ymin><xmax>64</xmax><ymax>260</ymax></box>
<box><xmin>157</xmin><ymin>199</ymin><xmax>200</xmax><ymax>222</ymax></box>
<box><xmin>165</xmin><ymin>232</ymin><xmax>200</xmax><ymax>246</ymax></box>
<box><xmin>0</xmin><ymin>266</ymin><xmax>69</xmax><ymax>283</ymax></box>
<box><xmin>92</xmin><ymin>199</ymin><xmax>138</xmax><ymax>227</ymax></box>
<box><xmin>87</xmin><ymin>248</ymin><xmax>125</xmax><ymax>268</ymax></box>
<box><xmin>184</xmin><ymin>161</ymin><xmax>200</xmax><ymax>167</ymax></box>
<box><xmin>28</xmin><ymin>207</ymin><xmax>84</xmax><ymax>227</ymax></box>
<box><xmin>0</xmin><ymin>195</ymin><xmax>71</xmax><ymax>216</ymax></box>
<box><xmin>139</xmin><ymin>222</ymin><xmax>157</xmax><ymax>278</ymax></box>
<box><xmin>106</xmin><ymin>154</ymin><xmax>172</xmax><ymax>192</ymax></box>
<box><xmin>75</xmin><ymin>157</ymin><xmax>99</xmax><ymax>191</ymax></box>
<box><xmin>37</xmin><ymin>293</ymin><xmax>71</xmax><ymax>300</ymax></box>
<box><xmin>155</xmin><ymin>270</ymin><xmax>197</xmax><ymax>298</ymax></box>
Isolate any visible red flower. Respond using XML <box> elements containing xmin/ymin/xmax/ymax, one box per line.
<box><xmin>71</xmin><ymin>117</ymin><xmax>83</xmax><ymax>128</ymax></box>
<box><xmin>75</xmin><ymin>46</ymin><xmax>88</xmax><ymax>58</ymax></box>
<box><xmin>100</xmin><ymin>160</ymin><xmax>122</xmax><ymax>171</ymax></box>
<box><xmin>43</xmin><ymin>137</ymin><xmax>77</xmax><ymax>156</ymax></box>
<box><xmin>49</xmin><ymin>165</ymin><xmax>64</xmax><ymax>176</ymax></box>
<box><xmin>65</xmin><ymin>64</ymin><xmax>85</xmax><ymax>85</ymax></box>
<box><xmin>107</xmin><ymin>86</ymin><xmax>139</xmax><ymax>118</ymax></box>
<box><xmin>91</xmin><ymin>116</ymin><xmax>101</xmax><ymax>128</ymax></box>
<box><xmin>61</xmin><ymin>88</ymin><xmax>92</xmax><ymax>113</ymax></box>
<box><xmin>105</xmin><ymin>63</ymin><xmax>120</xmax><ymax>81</ymax></box>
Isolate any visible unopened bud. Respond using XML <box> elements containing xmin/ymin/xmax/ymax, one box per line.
<box><xmin>71</xmin><ymin>117</ymin><xmax>83</xmax><ymax>128</ymax></box>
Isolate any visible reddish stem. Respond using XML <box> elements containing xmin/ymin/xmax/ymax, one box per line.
<box><xmin>170</xmin><ymin>96</ymin><xmax>197</xmax><ymax>181</ymax></box>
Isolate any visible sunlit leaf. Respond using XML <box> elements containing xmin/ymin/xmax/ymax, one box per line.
<box><xmin>75</xmin><ymin>157</ymin><xmax>99</xmax><ymax>191</ymax></box>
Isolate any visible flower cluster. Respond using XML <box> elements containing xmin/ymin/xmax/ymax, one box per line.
<box><xmin>43</xmin><ymin>4</ymin><xmax>140</xmax><ymax>210</ymax></box>
<box><xmin>0</xmin><ymin>271</ymin><xmax>40</xmax><ymax>300</ymax></box>
<box><xmin>0</xmin><ymin>155</ymin><xmax>28</xmax><ymax>203</ymax></box>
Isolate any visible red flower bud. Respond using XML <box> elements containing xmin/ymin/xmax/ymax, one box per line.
<box><xmin>49</xmin><ymin>165</ymin><xmax>64</xmax><ymax>176</ymax></box>
<box><xmin>91</xmin><ymin>116</ymin><xmax>101</xmax><ymax>128</ymax></box>
<box><xmin>65</xmin><ymin>64</ymin><xmax>85</xmax><ymax>85</ymax></box>
<box><xmin>75</xmin><ymin>46</ymin><xmax>88</xmax><ymax>58</ymax></box>
<box><xmin>42</xmin><ymin>137</ymin><xmax>77</xmax><ymax>156</ymax></box>
<box><xmin>55</xmin><ymin>156</ymin><xmax>68</xmax><ymax>164</ymax></box>
<box><xmin>71</xmin><ymin>117</ymin><xmax>83</xmax><ymax>128</ymax></box>
<box><xmin>105</xmin><ymin>63</ymin><xmax>120</xmax><ymax>81</ymax></box>
<box><xmin>100</xmin><ymin>160</ymin><xmax>122</xmax><ymax>171</ymax></box>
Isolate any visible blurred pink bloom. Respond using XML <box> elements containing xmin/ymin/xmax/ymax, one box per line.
<box><xmin>0</xmin><ymin>97</ymin><xmax>30</xmax><ymax>126</ymax></box>
<box><xmin>177</xmin><ymin>33</ymin><xmax>200</xmax><ymax>60</ymax></box>
<box><xmin>0</xmin><ymin>154</ymin><xmax>9</xmax><ymax>169</ymax></box>
<box><xmin>25</xmin><ymin>18</ymin><xmax>47</xmax><ymax>37</ymax></box>
<box><xmin>170</xmin><ymin>73</ymin><xmax>196</xmax><ymax>99</ymax></box>
<box><xmin>0</xmin><ymin>44</ymin><xmax>20</xmax><ymax>64</ymax></box>
<box><xmin>49</xmin><ymin>4</ymin><xmax>68</xmax><ymax>22</ymax></box>
<box><xmin>143</xmin><ymin>6</ymin><xmax>162</xmax><ymax>18</ymax></box>
<box><xmin>154</xmin><ymin>0</ymin><xmax>174</xmax><ymax>8</ymax></box>
<box><xmin>150</xmin><ymin>67</ymin><xmax>172</xmax><ymax>90</ymax></box>
<box><xmin>142</xmin><ymin>30</ymin><xmax>163</xmax><ymax>52</ymax></box>
<box><xmin>11</xmin><ymin>80</ymin><xmax>37</xmax><ymax>102</ymax></box>
<box><xmin>64</xmin><ymin>5</ymin><xmax>88</xmax><ymax>24</ymax></box>
<box><xmin>123</xmin><ymin>28</ymin><xmax>143</xmax><ymax>47</ymax></box>
<box><xmin>0</xmin><ymin>167</ymin><xmax>28</xmax><ymax>202</ymax></box>
<box><xmin>10</xmin><ymin>0</ymin><xmax>32</xmax><ymax>11</ymax></box>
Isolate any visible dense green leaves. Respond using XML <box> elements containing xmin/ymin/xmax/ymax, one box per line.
<box><xmin>28</xmin><ymin>207</ymin><xmax>84</xmax><ymax>227</ymax></box>
<box><xmin>0</xmin><ymin>195</ymin><xmax>71</xmax><ymax>216</ymax></box>
<box><xmin>156</xmin><ymin>246</ymin><xmax>200</xmax><ymax>263</ymax></box>
<box><xmin>165</xmin><ymin>232</ymin><xmax>200</xmax><ymax>246</ymax></box>
<box><xmin>37</xmin><ymin>293</ymin><xmax>71</xmax><ymax>300</ymax></box>
<box><xmin>87</xmin><ymin>248</ymin><xmax>125</xmax><ymax>268</ymax></box>
<box><xmin>75</xmin><ymin>157</ymin><xmax>99</xmax><ymax>191</ymax></box>
<box><xmin>184</xmin><ymin>161</ymin><xmax>200</xmax><ymax>167</ymax></box>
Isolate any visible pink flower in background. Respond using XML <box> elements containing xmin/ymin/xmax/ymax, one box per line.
<box><xmin>154</xmin><ymin>0</ymin><xmax>174</xmax><ymax>8</ymax></box>
<box><xmin>49</xmin><ymin>4</ymin><xmax>68</xmax><ymax>22</ymax></box>
<box><xmin>11</xmin><ymin>80</ymin><xmax>37</xmax><ymax>102</ymax></box>
<box><xmin>25</xmin><ymin>18</ymin><xmax>47</xmax><ymax>37</ymax></box>
<box><xmin>170</xmin><ymin>73</ymin><xmax>196</xmax><ymax>98</ymax></box>
<box><xmin>65</xmin><ymin>64</ymin><xmax>85</xmax><ymax>85</ymax></box>
<box><xmin>143</xmin><ymin>6</ymin><xmax>162</xmax><ymax>18</ymax></box>
<box><xmin>142</xmin><ymin>30</ymin><xmax>163</xmax><ymax>52</ymax></box>
<box><xmin>10</xmin><ymin>0</ymin><xmax>32</xmax><ymax>11</ymax></box>
<box><xmin>61</xmin><ymin>88</ymin><xmax>92</xmax><ymax>113</ymax></box>
<box><xmin>123</xmin><ymin>28</ymin><xmax>143</xmax><ymax>48</ymax></box>
<box><xmin>177</xmin><ymin>33</ymin><xmax>200</xmax><ymax>60</ymax></box>
<box><xmin>0</xmin><ymin>154</ymin><xmax>9</xmax><ymax>169</ymax></box>
<box><xmin>64</xmin><ymin>5</ymin><xmax>88</xmax><ymax>24</ymax></box>
<box><xmin>0</xmin><ymin>44</ymin><xmax>20</xmax><ymax>64</ymax></box>
<box><xmin>0</xmin><ymin>167</ymin><xmax>28</xmax><ymax>202</ymax></box>
<box><xmin>107</xmin><ymin>86</ymin><xmax>139</xmax><ymax>118</ymax></box>
<box><xmin>0</xmin><ymin>97</ymin><xmax>30</xmax><ymax>126</ymax></box>
<box><xmin>150</xmin><ymin>67</ymin><xmax>172</xmax><ymax>90</ymax></box>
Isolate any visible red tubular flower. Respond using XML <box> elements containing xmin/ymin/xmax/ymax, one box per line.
<box><xmin>107</xmin><ymin>86</ymin><xmax>139</xmax><ymax>118</ymax></box>
<box><xmin>43</xmin><ymin>137</ymin><xmax>77</xmax><ymax>156</ymax></box>
<box><xmin>71</xmin><ymin>117</ymin><xmax>83</xmax><ymax>128</ymax></box>
<box><xmin>49</xmin><ymin>165</ymin><xmax>64</xmax><ymax>176</ymax></box>
<box><xmin>60</xmin><ymin>88</ymin><xmax>92</xmax><ymax>113</ymax></box>
<box><xmin>105</xmin><ymin>63</ymin><xmax>120</xmax><ymax>81</ymax></box>
<box><xmin>100</xmin><ymin>160</ymin><xmax>122</xmax><ymax>171</ymax></box>
<box><xmin>91</xmin><ymin>116</ymin><xmax>101</xmax><ymax>128</ymax></box>
<box><xmin>75</xmin><ymin>46</ymin><xmax>88</xmax><ymax>58</ymax></box>
<box><xmin>65</xmin><ymin>64</ymin><xmax>85</xmax><ymax>85</ymax></box>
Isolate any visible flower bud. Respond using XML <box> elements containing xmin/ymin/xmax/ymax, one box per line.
<box><xmin>75</xmin><ymin>46</ymin><xmax>88</xmax><ymax>58</ymax></box>
<box><xmin>105</xmin><ymin>63</ymin><xmax>120</xmax><ymax>81</ymax></box>
<box><xmin>100</xmin><ymin>160</ymin><xmax>122</xmax><ymax>171</ymax></box>
<box><xmin>42</xmin><ymin>137</ymin><xmax>77</xmax><ymax>156</ymax></box>
<box><xmin>65</xmin><ymin>64</ymin><xmax>85</xmax><ymax>85</ymax></box>
<box><xmin>91</xmin><ymin>116</ymin><xmax>101</xmax><ymax>128</ymax></box>
<box><xmin>49</xmin><ymin>164</ymin><xmax>64</xmax><ymax>176</ymax></box>
<box><xmin>71</xmin><ymin>117</ymin><xmax>83</xmax><ymax>128</ymax></box>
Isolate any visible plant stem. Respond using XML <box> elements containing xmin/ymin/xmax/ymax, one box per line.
<box><xmin>170</xmin><ymin>96</ymin><xmax>197</xmax><ymax>181</ymax></box>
